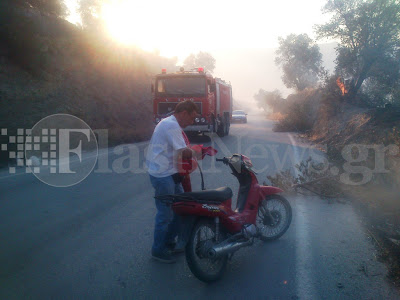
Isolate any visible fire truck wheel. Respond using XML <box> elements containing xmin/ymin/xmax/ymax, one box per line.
<box><xmin>225</xmin><ymin>119</ymin><xmax>230</xmax><ymax>136</ymax></box>
<box><xmin>213</xmin><ymin>117</ymin><xmax>218</xmax><ymax>134</ymax></box>
<box><xmin>217</xmin><ymin>119</ymin><xmax>225</xmax><ymax>137</ymax></box>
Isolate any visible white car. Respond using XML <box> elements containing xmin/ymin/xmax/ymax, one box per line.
<box><xmin>232</xmin><ymin>110</ymin><xmax>247</xmax><ymax>123</ymax></box>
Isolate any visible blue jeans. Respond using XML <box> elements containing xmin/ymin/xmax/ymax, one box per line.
<box><xmin>149</xmin><ymin>174</ymin><xmax>184</xmax><ymax>254</ymax></box>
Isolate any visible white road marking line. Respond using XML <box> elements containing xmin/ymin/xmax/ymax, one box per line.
<box><xmin>289</xmin><ymin>133</ymin><xmax>318</xmax><ymax>300</ymax></box>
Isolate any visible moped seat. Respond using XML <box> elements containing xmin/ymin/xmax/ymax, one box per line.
<box><xmin>181</xmin><ymin>187</ymin><xmax>233</xmax><ymax>202</ymax></box>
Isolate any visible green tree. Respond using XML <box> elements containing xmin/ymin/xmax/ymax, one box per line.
<box><xmin>316</xmin><ymin>0</ymin><xmax>400</xmax><ymax>99</ymax></box>
<box><xmin>275</xmin><ymin>34</ymin><xmax>324</xmax><ymax>91</ymax></box>
<box><xmin>0</xmin><ymin>0</ymin><xmax>69</xmax><ymax>73</ymax></box>
<box><xmin>361</xmin><ymin>48</ymin><xmax>400</xmax><ymax>105</ymax></box>
<box><xmin>183</xmin><ymin>53</ymin><xmax>196</xmax><ymax>70</ymax></box>
<box><xmin>78</xmin><ymin>0</ymin><xmax>103</xmax><ymax>29</ymax></box>
<box><xmin>254</xmin><ymin>89</ymin><xmax>285</xmax><ymax>113</ymax></box>
<box><xmin>183</xmin><ymin>51</ymin><xmax>216</xmax><ymax>73</ymax></box>
<box><xmin>4</xmin><ymin>0</ymin><xmax>68</xmax><ymax>17</ymax></box>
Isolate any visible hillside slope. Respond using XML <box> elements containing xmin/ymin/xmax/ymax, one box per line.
<box><xmin>0</xmin><ymin>4</ymin><xmax>178</xmax><ymax>164</ymax></box>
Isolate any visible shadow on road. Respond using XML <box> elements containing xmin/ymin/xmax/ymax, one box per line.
<box><xmin>187</xmin><ymin>134</ymin><xmax>212</xmax><ymax>144</ymax></box>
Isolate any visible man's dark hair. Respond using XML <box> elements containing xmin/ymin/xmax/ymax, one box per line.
<box><xmin>174</xmin><ymin>100</ymin><xmax>199</xmax><ymax>114</ymax></box>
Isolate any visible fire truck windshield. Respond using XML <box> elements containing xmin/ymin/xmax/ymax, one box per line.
<box><xmin>156</xmin><ymin>76</ymin><xmax>206</xmax><ymax>97</ymax></box>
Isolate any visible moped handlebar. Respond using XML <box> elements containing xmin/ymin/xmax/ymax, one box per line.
<box><xmin>216</xmin><ymin>157</ymin><xmax>229</xmax><ymax>164</ymax></box>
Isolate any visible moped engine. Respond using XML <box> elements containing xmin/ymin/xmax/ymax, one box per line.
<box><xmin>242</xmin><ymin>224</ymin><xmax>258</xmax><ymax>239</ymax></box>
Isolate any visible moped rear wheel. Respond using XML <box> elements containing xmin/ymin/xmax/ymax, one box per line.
<box><xmin>257</xmin><ymin>195</ymin><xmax>292</xmax><ymax>241</ymax></box>
<box><xmin>186</xmin><ymin>219</ymin><xmax>228</xmax><ymax>282</ymax></box>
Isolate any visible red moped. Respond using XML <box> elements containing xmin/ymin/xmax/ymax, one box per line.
<box><xmin>158</xmin><ymin>154</ymin><xmax>292</xmax><ymax>282</ymax></box>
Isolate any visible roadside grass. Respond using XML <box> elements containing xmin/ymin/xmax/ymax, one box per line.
<box><xmin>266</xmin><ymin>157</ymin><xmax>344</xmax><ymax>200</ymax></box>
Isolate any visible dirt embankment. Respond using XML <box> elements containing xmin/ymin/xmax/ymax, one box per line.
<box><xmin>304</xmin><ymin>99</ymin><xmax>400</xmax><ymax>285</ymax></box>
<box><xmin>265</xmin><ymin>83</ymin><xmax>400</xmax><ymax>284</ymax></box>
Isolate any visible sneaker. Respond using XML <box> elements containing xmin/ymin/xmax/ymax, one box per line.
<box><xmin>165</xmin><ymin>241</ymin><xmax>176</xmax><ymax>250</ymax></box>
<box><xmin>151</xmin><ymin>250</ymin><xmax>176</xmax><ymax>264</ymax></box>
<box><xmin>171</xmin><ymin>242</ymin><xmax>185</xmax><ymax>254</ymax></box>
<box><xmin>170</xmin><ymin>247</ymin><xmax>185</xmax><ymax>254</ymax></box>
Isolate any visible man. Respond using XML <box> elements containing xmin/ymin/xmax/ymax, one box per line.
<box><xmin>146</xmin><ymin>100</ymin><xmax>200</xmax><ymax>263</ymax></box>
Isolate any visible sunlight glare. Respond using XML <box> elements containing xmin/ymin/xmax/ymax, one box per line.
<box><xmin>103</xmin><ymin>2</ymin><xmax>151</xmax><ymax>49</ymax></box>
<box><xmin>102</xmin><ymin>1</ymin><xmax>190</xmax><ymax>55</ymax></box>
<box><xmin>101</xmin><ymin>0</ymin><xmax>330</xmax><ymax>59</ymax></box>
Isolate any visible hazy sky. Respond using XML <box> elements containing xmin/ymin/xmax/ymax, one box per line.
<box><xmin>67</xmin><ymin>0</ymin><xmax>331</xmax><ymax>58</ymax></box>
<box><xmin>66</xmin><ymin>0</ymin><xmax>334</xmax><ymax>105</ymax></box>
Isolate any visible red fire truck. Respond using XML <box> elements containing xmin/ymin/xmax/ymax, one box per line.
<box><xmin>151</xmin><ymin>67</ymin><xmax>233</xmax><ymax>137</ymax></box>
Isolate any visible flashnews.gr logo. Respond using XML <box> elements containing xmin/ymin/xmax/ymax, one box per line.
<box><xmin>1</xmin><ymin>114</ymin><xmax>98</xmax><ymax>187</ymax></box>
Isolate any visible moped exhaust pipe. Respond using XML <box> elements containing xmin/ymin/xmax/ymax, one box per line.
<box><xmin>207</xmin><ymin>239</ymin><xmax>253</xmax><ymax>258</ymax></box>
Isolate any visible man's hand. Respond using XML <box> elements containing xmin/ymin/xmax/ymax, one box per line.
<box><xmin>176</xmin><ymin>147</ymin><xmax>203</xmax><ymax>175</ymax></box>
<box><xmin>180</xmin><ymin>148</ymin><xmax>202</xmax><ymax>160</ymax></box>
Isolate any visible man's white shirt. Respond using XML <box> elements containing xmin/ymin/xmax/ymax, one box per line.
<box><xmin>146</xmin><ymin>115</ymin><xmax>187</xmax><ymax>177</ymax></box>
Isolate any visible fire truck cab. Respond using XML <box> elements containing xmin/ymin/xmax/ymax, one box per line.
<box><xmin>151</xmin><ymin>68</ymin><xmax>233</xmax><ymax>137</ymax></box>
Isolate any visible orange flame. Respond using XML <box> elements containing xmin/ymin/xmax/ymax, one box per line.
<box><xmin>336</xmin><ymin>77</ymin><xmax>348</xmax><ymax>95</ymax></box>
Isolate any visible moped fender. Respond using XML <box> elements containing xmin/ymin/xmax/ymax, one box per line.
<box><xmin>259</xmin><ymin>186</ymin><xmax>284</xmax><ymax>198</ymax></box>
<box><xmin>180</xmin><ymin>215</ymin><xmax>198</xmax><ymax>242</ymax></box>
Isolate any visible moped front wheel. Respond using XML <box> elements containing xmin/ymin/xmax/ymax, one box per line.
<box><xmin>186</xmin><ymin>219</ymin><xmax>228</xmax><ymax>282</ymax></box>
<box><xmin>257</xmin><ymin>195</ymin><xmax>292</xmax><ymax>241</ymax></box>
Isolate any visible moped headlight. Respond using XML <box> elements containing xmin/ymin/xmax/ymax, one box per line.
<box><xmin>201</xmin><ymin>118</ymin><xmax>205</xmax><ymax>123</ymax></box>
<box><xmin>195</xmin><ymin>118</ymin><xmax>200</xmax><ymax>123</ymax></box>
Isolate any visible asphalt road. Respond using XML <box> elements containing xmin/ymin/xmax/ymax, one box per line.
<box><xmin>1</xmin><ymin>114</ymin><xmax>399</xmax><ymax>299</ymax></box>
